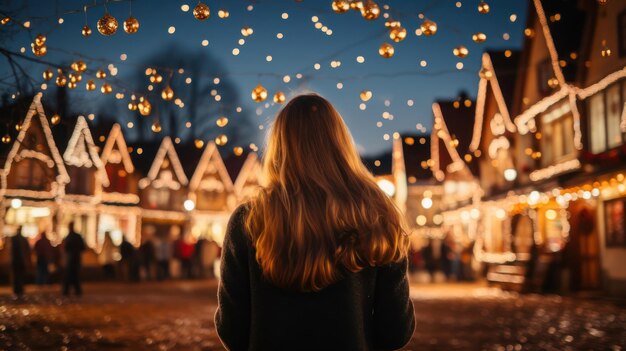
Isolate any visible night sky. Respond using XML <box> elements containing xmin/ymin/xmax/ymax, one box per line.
<box><xmin>0</xmin><ymin>0</ymin><xmax>528</xmax><ymax>156</ymax></box>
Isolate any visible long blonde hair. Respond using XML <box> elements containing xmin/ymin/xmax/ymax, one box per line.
<box><xmin>245</xmin><ymin>94</ymin><xmax>409</xmax><ymax>292</ymax></box>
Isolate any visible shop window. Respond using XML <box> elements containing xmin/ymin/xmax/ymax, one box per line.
<box><xmin>12</xmin><ymin>159</ymin><xmax>49</xmax><ymax>191</ymax></box>
<box><xmin>619</xmin><ymin>10</ymin><xmax>626</xmax><ymax>57</ymax></box>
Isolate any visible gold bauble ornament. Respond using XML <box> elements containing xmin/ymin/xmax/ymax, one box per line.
<box><xmin>233</xmin><ymin>146</ymin><xmax>244</xmax><ymax>156</ymax></box>
<box><xmin>123</xmin><ymin>16</ymin><xmax>139</xmax><ymax>33</ymax></box>
<box><xmin>385</xmin><ymin>19</ymin><xmax>401</xmax><ymax>28</ymax></box>
<box><xmin>361</xmin><ymin>1</ymin><xmax>380</xmax><ymax>20</ymax></box>
<box><xmin>1</xmin><ymin>134</ymin><xmax>11</xmax><ymax>144</ymax></box>
<box><xmin>43</xmin><ymin>69</ymin><xmax>53</xmax><ymax>80</ymax></box>
<box><xmin>34</xmin><ymin>34</ymin><xmax>46</xmax><ymax>46</ymax></box>
<box><xmin>251</xmin><ymin>84</ymin><xmax>268</xmax><ymax>102</ymax></box>
<box><xmin>216</xmin><ymin>117</ymin><xmax>229</xmax><ymax>127</ymax></box>
<box><xmin>378</xmin><ymin>43</ymin><xmax>394</xmax><ymax>58</ymax></box>
<box><xmin>97</xmin><ymin>13</ymin><xmax>118</xmax><ymax>36</ymax></box>
<box><xmin>31</xmin><ymin>43</ymin><xmax>47</xmax><ymax>57</ymax></box>
<box><xmin>332</xmin><ymin>0</ymin><xmax>350</xmax><ymax>13</ymax></box>
<box><xmin>421</xmin><ymin>19</ymin><xmax>437</xmax><ymax>36</ymax></box>
<box><xmin>547</xmin><ymin>77</ymin><xmax>559</xmax><ymax>89</ymax></box>
<box><xmin>389</xmin><ymin>26</ymin><xmax>406</xmax><ymax>42</ymax></box>
<box><xmin>15</xmin><ymin>123</ymin><xmax>21</xmax><ymax>131</ymax></box>
<box><xmin>193</xmin><ymin>2</ymin><xmax>211</xmax><ymax>21</ymax></box>
<box><xmin>82</xmin><ymin>25</ymin><xmax>92</xmax><ymax>37</ymax></box>
<box><xmin>69</xmin><ymin>72</ymin><xmax>83</xmax><ymax>83</ymax></box>
<box><xmin>150</xmin><ymin>74</ymin><xmax>163</xmax><ymax>83</ymax></box>
<box><xmin>56</xmin><ymin>74</ymin><xmax>67</xmax><ymax>87</ymax></box>
<box><xmin>478</xmin><ymin>1</ymin><xmax>490</xmax><ymax>14</ymax></box>
<box><xmin>67</xmin><ymin>81</ymin><xmax>77</xmax><ymax>89</ymax></box>
<box><xmin>128</xmin><ymin>102</ymin><xmax>138</xmax><ymax>111</ymax></box>
<box><xmin>86</xmin><ymin>80</ymin><xmax>96</xmax><ymax>91</ymax></box>
<box><xmin>50</xmin><ymin>114</ymin><xmax>61</xmax><ymax>125</ymax></box>
<box><xmin>138</xmin><ymin>99</ymin><xmax>152</xmax><ymax>116</ymax></box>
<box><xmin>71</xmin><ymin>60</ymin><xmax>87</xmax><ymax>72</ymax></box>
<box><xmin>273</xmin><ymin>91</ymin><xmax>286</xmax><ymax>104</ymax></box>
<box><xmin>161</xmin><ymin>85</ymin><xmax>174</xmax><ymax>101</ymax></box>
<box><xmin>360</xmin><ymin>90</ymin><xmax>372</xmax><ymax>101</ymax></box>
<box><xmin>1</xmin><ymin>17</ymin><xmax>9</xmax><ymax>25</ymax></box>
<box><xmin>96</xmin><ymin>70</ymin><xmax>107</xmax><ymax>79</ymax></box>
<box><xmin>151</xmin><ymin>121</ymin><xmax>162</xmax><ymax>133</ymax></box>
<box><xmin>194</xmin><ymin>139</ymin><xmax>205</xmax><ymax>149</ymax></box>
<box><xmin>479</xmin><ymin>67</ymin><xmax>493</xmax><ymax>79</ymax></box>
<box><xmin>453</xmin><ymin>45</ymin><xmax>469</xmax><ymax>58</ymax></box>
<box><xmin>472</xmin><ymin>32</ymin><xmax>487</xmax><ymax>43</ymax></box>
<box><xmin>101</xmin><ymin>82</ymin><xmax>113</xmax><ymax>94</ymax></box>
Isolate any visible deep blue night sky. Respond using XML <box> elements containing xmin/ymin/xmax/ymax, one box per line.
<box><xmin>0</xmin><ymin>0</ymin><xmax>528</xmax><ymax>156</ymax></box>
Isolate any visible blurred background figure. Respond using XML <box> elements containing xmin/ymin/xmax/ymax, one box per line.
<box><xmin>175</xmin><ymin>234</ymin><xmax>195</xmax><ymax>279</ymax></box>
<box><xmin>155</xmin><ymin>235</ymin><xmax>172</xmax><ymax>281</ymax></box>
<box><xmin>62</xmin><ymin>222</ymin><xmax>85</xmax><ymax>296</ymax></box>
<box><xmin>120</xmin><ymin>235</ymin><xmax>139</xmax><ymax>282</ymax></box>
<box><xmin>139</xmin><ymin>232</ymin><xmax>156</xmax><ymax>281</ymax></box>
<box><xmin>10</xmin><ymin>226</ymin><xmax>31</xmax><ymax>296</ymax></box>
<box><xmin>34</xmin><ymin>231</ymin><xmax>54</xmax><ymax>285</ymax></box>
<box><xmin>99</xmin><ymin>231</ymin><xmax>116</xmax><ymax>280</ymax></box>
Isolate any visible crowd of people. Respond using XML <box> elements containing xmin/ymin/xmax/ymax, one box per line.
<box><xmin>7</xmin><ymin>222</ymin><xmax>221</xmax><ymax>298</ymax></box>
<box><xmin>408</xmin><ymin>235</ymin><xmax>476</xmax><ymax>282</ymax></box>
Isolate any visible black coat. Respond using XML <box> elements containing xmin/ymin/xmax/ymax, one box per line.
<box><xmin>215</xmin><ymin>205</ymin><xmax>415</xmax><ymax>351</ymax></box>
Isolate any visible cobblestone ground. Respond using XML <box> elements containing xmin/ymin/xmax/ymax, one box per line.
<box><xmin>0</xmin><ymin>280</ymin><xmax>624</xmax><ymax>351</ymax></box>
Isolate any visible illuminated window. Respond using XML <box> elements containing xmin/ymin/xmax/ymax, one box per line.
<box><xmin>587</xmin><ymin>82</ymin><xmax>626</xmax><ymax>154</ymax></box>
<box><xmin>619</xmin><ymin>10</ymin><xmax>626</xmax><ymax>57</ymax></box>
<box><xmin>588</xmin><ymin>92</ymin><xmax>606</xmax><ymax>153</ymax></box>
<box><xmin>540</xmin><ymin>106</ymin><xmax>574</xmax><ymax>166</ymax></box>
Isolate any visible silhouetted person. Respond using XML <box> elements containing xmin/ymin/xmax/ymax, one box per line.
<box><xmin>34</xmin><ymin>232</ymin><xmax>54</xmax><ymax>285</ymax></box>
<box><xmin>155</xmin><ymin>236</ymin><xmax>172</xmax><ymax>280</ymax></box>
<box><xmin>10</xmin><ymin>227</ymin><xmax>31</xmax><ymax>296</ymax></box>
<box><xmin>139</xmin><ymin>235</ymin><xmax>156</xmax><ymax>280</ymax></box>
<box><xmin>422</xmin><ymin>240</ymin><xmax>436</xmax><ymax>282</ymax></box>
<box><xmin>120</xmin><ymin>235</ymin><xmax>138</xmax><ymax>282</ymax></box>
<box><xmin>62</xmin><ymin>222</ymin><xmax>85</xmax><ymax>296</ymax></box>
<box><xmin>99</xmin><ymin>231</ymin><xmax>116</xmax><ymax>279</ymax></box>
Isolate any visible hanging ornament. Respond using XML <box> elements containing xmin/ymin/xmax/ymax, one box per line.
<box><xmin>241</xmin><ymin>26</ymin><xmax>254</xmax><ymax>36</ymax></box>
<box><xmin>547</xmin><ymin>77</ymin><xmax>559</xmax><ymax>89</ymax></box>
<box><xmin>389</xmin><ymin>26</ymin><xmax>407</xmax><ymax>42</ymax></box>
<box><xmin>71</xmin><ymin>60</ymin><xmax>87</xmax><ymax>72</ymax></box>
<box><xmin>193</xmin><ymin>2</ymin><xmax>211</xmax><ymax>20</ymax></box>
<box><xmin>453</xmin><ymin>45</ymin><xmax>469</xmax><ymax>58</ymax></box>
<box><xmin>34</xmin><ymin>34</ymin><xmax>46</xmax><ymax>46</ymax></box>
<box><xmin>15</xmin><ymin>123</ymin><xmax>21</xmax><ymax>131</ymax></box>
<box><xmin>360</xmin><ymin>90</ymin><xmax>372</xmax><ymax>101</ymax></box>
<box><xmin>128</xmin><ymin>102</ymin><xmax>138</xmax><ymax>111</ymax></box>
<box><xmin>86</xmin><ymin>80</ymin><xmax>96</xmax><ymax>91</ymax></box>
<box><xmin>420</xmin><ymin>19</ymin><xmax>437</xmax><ymax>36</ymax></box>
<box><xmin>151</xmin><ymin>121</ymin><xmax>162</xmax><ymax>133</ymax></box>
<box><xmin>1</xmin><ymin>134</ymin><xmax>11</xmax><ymax>144</ymax></box>
<box><xmin>82</xmin><ymin>25</ymin><xmax>92</xmax><ymax>37</ymax></box>
<box><xmin>216</xmin><ymin>117</ymin><xmax>229</xmax><ymax>127</ymax></box>
<box><xmin>50</xmin><ymin>114</ymin><xmax>61</xmax><ymax>125</ymax></box>
<box><xmin>138</xmin><ymin>99</ymin><xmax>152</xmax><ymax>116</ymax></box>
<box><xmin>378</xmin><ymin>43</ymin><xmax>394</xmax><ymax>58</ymax></box>
<box><xmin>597</xmin><ymin>0</ymin><xmax>608</xmax><ymax>4</ymax></box>
<box><xmin>43</xmin><ymin>69</ymin><xmax>53</xmax><ymax>80</ymax></box>
<box><xmin>56</xmin><ymin>74</ymin><xmax>67</xmax><ymax>87</ymax></box>
<box><xmin>123</xmin><ymin>16</ymin><xmax>139</xmax><ymax>33</ymax></box>
<box><xmin>194</xmin><ymin>139</ymin><xmax>205</xmax><ymax>149</ymax></box>
<box><xmin>67</xmin><ymin>81</ymin><xmax>77</xmax><ymax>89</ymax></box>
<box><xmin>97</xmin><ymin>13</ymin><xmax>118</xmax><ymax>35</ymax></box>
<box><xmin>233</xmin><ymin>146</ymin><xmax>244</xmax><ymax>156</ymax></box>
<box><xmin>218</xmin><ymin>9</ymin><xmax>230</xmax><ymax>18</ymax></box>
<box><xmin>479</xmin><ymin>67</ymin><xmax>493</xmax><ymax>79</ymax></box>
<box><xmin>251</xmin><ymin>84</ymin><xmax>268</xmax><ymax>102</ymax></box>
<box><xmin>273</xmin><ymin>91</ymin><xmax>286</xmax><ymax>104</ymax></box>
<box><xmin>161</xmin><ymin>85</ymin><xmax>174</xmax><ymax>101</ymax></box>
<box><xmin>478</xmin><ymin>1</ymin><xmax>490</xmax><ymax>14</ymax></box>
<box><xmin>1</xmin><ymin>17</ymin><xmax>9</xmax><ymax>25</ymax></box>
<box><xmin>101</xmin><ymin>82</ymin><xmax>113</xmax><ymax>94</ymax></box>
<box><xmin>472</xmin><ymin>32</ymin><xmax>487</xmax><ymax>43</ymax></box>
<box><xmin>331</xmin><ymin>0</ymin><xmax>350</xmax><ymax>13</ymax></box>
<box><xmin>361</xmin><ymin>1</ymin><xmax>380</xmax><ymax>20</ymax></box>
<box><xmin>68</xmin><ymin>73</ymin><xmax>81</xmax><ymax>83</ymax></box>
<box><xmin>31</xmin><ymin>43</ymin><xmax>47</xmax><ymax>57</ymax></box>
<box><xmin>96</xmin><ymin>70</ymin><xmax>107</xmax><ymax>79</ymax></box>
<box><xmin>150</xmin><ymin>74</ymin><xmax>163</xmax><ymax>83</ymax></box>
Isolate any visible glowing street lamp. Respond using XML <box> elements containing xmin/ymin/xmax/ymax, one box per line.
<box><xmin>11</xmin><ymin>198</ymin><xmax>22</xmax><ymax>209</ymax></box>
<box><xmin>183</xmin><ymin>199</ymin><xmax>195</xmax><ymax>212</ymax></box>
<box><xmin>503</xmin><ymin>168</ymin><xmax>517</xmax><ymax>182</ymax></box>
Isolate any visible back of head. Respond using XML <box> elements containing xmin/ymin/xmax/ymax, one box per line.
<box><xmin>246</xmin><ymin>93</ymin><xmax>409</xmax><ymax>292</ymax></box>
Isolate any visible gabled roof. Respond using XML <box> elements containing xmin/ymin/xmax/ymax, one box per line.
<box><xmin>470</xmin><ymin>51</ymin><xmax>520</xmax><ymax>152</ymax></box>
<box><xmin>139</xmin><ymin>136</ymin><xmax>188</xmax><ymax>188</ymax></box>
<box><xmin>189</xmin><ymin>141</ymin><xmax>233</xmax><ymax>192</ymax></box>
<box><xmin>100</xmin><ymin>123</ymin><xmax>135</xmax><ymax>173</ymax></box>
<box><xmin>431</xmin><ymin>100</ymin><xmax>477</xmax><ymax>181</ymax></box>
<box><xmin>1</xmin><ymin>93</ymin><xmax>69</xmax><ymax>189</ymax></box>
<box><xmin>233</xmin><ymin>152</ymin><xmax>261</xmax><ymax>195</ymax></box>
<box><xmin>63</xmin><ymin>115</ymin><xmax>110</xmax><ymax>187</ymax></box>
